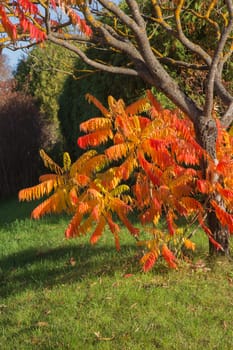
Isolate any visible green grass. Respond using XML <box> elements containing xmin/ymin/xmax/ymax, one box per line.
<box><xmin>1</xmin><ymin>198</ymin><xmax>233</xmax><ymax>349</ymax></box>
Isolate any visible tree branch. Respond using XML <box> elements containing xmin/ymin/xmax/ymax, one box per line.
<box><xmin>151</xmin><ymin>0</ymin><xmax>233</xmax><ymax>107</ymax></box>
<box><xmin>125</xmin><ymin>0</ymin><xmax>146</xmax><ymax>28</ymax></box>
<box><xmin>49</xmin><ymin>32</ymin><xmax>93</xmax><ymax>42</ymax></box>
<box><xmin>204</xmin><ymin>12</ymin><xmax>233</xmax><ymax>119</ymax></box>
<box><xmin>82</xmin><ymin>2</ymin><xmax>145</xmax><ymax>62</ymax></box>
<box><xmin>158</xmin><ymin>57</ymin><xmax>208</xmax><ymax>71</ymax></box>
<box><xmin>221</xmin><ymin>102</ymin><xmax>233</xmax><ymax>129</ymax></box>
<box><xmin>47</xmin><ymin>33</ymin><xmax>139</xmax><ymax>76</ymax></box>
<box><xmin>96</xmin><ymin>0</ymin><xmax>202</xmax><ymax>122</ymax></box>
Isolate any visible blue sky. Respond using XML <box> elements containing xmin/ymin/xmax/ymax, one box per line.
<box><xmin>4</xmin><ymin>48</ymin><xmax>26</xmax><ymax>71</ymax></box>
<box><xmin>3</xmin><ymin>1</ymin><xmax>120</xmax><ymax>71</ymax></box>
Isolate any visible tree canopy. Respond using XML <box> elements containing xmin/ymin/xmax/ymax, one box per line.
<box><xmin>0</xmin><ymin>1</ymin><xmax>232</xmax><ymax>125</ymax></box>
<box><xmin>1</xmin><ymin>0</ymin><xmax>233</xmax><ymax>256</ymax></box>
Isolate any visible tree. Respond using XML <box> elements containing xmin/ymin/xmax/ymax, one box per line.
<box><xmin>1</xmin><ymin>0</ymin><xmax>233</xmax><ymax>254</ymax></box>
<box><xmin>19</xmin><ymin>92</ymin><xmax>232</xmax><ymax>270</ymax></box>
<box><xmin>14</xmin><ymin>43</ymin><xmax>78</xmax><ymax>158</ymax></box>
<box><xmin>0</xmin><ymin>79</ymin><xmax>45</xmax><ymax>197</ymax></box>
<box><xmin>0</xmin><ymin>52</ymin><xmax>11</xmax><ymax>80</ymax></box>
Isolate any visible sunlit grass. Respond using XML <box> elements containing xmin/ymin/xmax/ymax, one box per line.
<box><xmin>1</xmin><ymin>198</ymin><xmax>233</xmax><ymax>349</ymax></box>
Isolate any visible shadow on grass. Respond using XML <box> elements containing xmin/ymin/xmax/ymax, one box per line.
<box><xmin>0</xmin><ymin>242</ymin><xmax>141</xmax><ymax>298</ymax></box>
<box><xmin>0</xmin><ymin>198</ymin><xmax>39</xmax><ymax>227</ymax></box>
<box><xmin>0</xmin><ymin>198</ymin><xmax>72</xmax><ymax>232</ymax></box>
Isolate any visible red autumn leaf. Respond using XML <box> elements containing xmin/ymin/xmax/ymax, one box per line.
<box><xmin>166</xmin><ymin>212</ymin><xmax>176</xmax><ymax>235</ymax></box>
<box><xmin>216</xmin><ymin>185</ymin><xmax>233</xmax><ymax>202</ymax></box>
<box><xmin>140</xmin><ymin>252</ymin><xmax>158</xmax><ymax>272</ymax></box>
<box><xmin>153</xmin><ymin>197</ymin><xmax>162</xmax><ymax>213</ymax></box>
<box><xmin>90</xmin><ymin>216</ymin><xmax>105</xmax><ymax>245</ymax></box>
<box><xmin>77</xmin><ymin>129</ymin><xmax>113</xmax><ymax>149</ymax></box>
<box><xmin>216</xmin><ymin>159</ymin><xmax>232</xmax><ymax>175</ymax></box>
<box><xmin>18</xmin><ymin>0</ymin><xmax>38</xmax><ymax>14</ymax></box>
<box><xmin>138</xmin><ymin>152</ymin><xmax>161</xmax><ymax>186</ymax></box>
<box><xmin>211</xmin><ymin>200</ymin><xmax>233</xmax><ymax>233</ymax></box>
<box><xmin>197</xmin><ymin>179</ymin><xmax>211</xmax><ymax>194</ymax></box>
<box><xmin>198</xmin><ymin>213</ymin><xmax>223</xmax><ymax>251</ymax></box>
<box><xmin>162</xmin><ymin>244</ymin><xmax>177</xmax><ymax>269</ymax></box>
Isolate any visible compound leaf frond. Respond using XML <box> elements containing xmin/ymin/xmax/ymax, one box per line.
<box><xmin>39</xmin><ymin>149</ymin><xmax>63</xmax><ymax>175</ymax></box>
<box><xmin>19</xmin><ymin>180</ymin><xmax>55</xmax><ymax>201</ymax></box>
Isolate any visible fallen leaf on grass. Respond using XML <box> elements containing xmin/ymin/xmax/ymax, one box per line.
<box><xmin>130</xmin><ymin>303</ymin><xmax>137</xmax><ymax>309</ymax></box>
<box><xmin>69</xmin><ymin>257</ymin><xmax>76</xmax><ymax>266</ymax></box>
<box><xmin>189</xmin><ymin>259</ymin><xmax>211</xmax><ymax>272</ymax></box>
<box><xmin>36</xmin><ymin>321</ymin><xmax>49</xmax><ymax>327</ymax></box>
<box><xmin>44</xmin><ymin>309</ymin><xmax>51</xmax><ymax>315</ymax></box>
<box><xmin>94</xmin><ymin>332</ymin><xmax>115</xmax><ymax>341</ymax></box>
<box><xmin>31</xmin><ymin>337</ymin><xmax>42</xmax><ymax>345</ymax></box>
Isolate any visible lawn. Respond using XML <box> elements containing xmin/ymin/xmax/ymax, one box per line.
<box><xmin>1</xmin><ymin>198</ymin><xmax>233</xmax><ymax>349</ymax></box>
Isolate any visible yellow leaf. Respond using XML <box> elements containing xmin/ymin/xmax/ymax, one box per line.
<box><xmin>153</xmin><ymin>213</ymin><xmax>160</xmax><ymax>225</ymax></box>
<box><xmin>229</xmin><ymin>125</ymin><xmax>233</xmax><ymax>137</ymax></box>
<box><xmin>63</xmin><ymin>152</ymin><xmax>71</xmax><ymax>171</ymax></box>
<box><xmin>184</xmin><ymin>239</ymin><xmax>196</xmax><ymax>251</ymax></box>
<box><xmin>39</xmin><ymin>149</ymin><xmax>63</xmax><ymax>175</ymax></box>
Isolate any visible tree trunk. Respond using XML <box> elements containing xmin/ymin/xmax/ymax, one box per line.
<box><xmin>194</xmin><ymin>116</ymin><xmax>230</xmax><ymax>256</ymax></box>
<box><xmin>207</xmin><ymin>209</ymin><xmax>230</xmax><ymax>256</ymax></box>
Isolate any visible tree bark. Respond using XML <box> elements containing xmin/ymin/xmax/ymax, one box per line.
<box><xmin>207</xmin><ymin>209</ymin><xmax>230</xmax><ymax>256</ymax></box>
<box><xmin>194</xmin><ymin>116</ymin><xmax>230</xmax><ymax>255</ymax></box>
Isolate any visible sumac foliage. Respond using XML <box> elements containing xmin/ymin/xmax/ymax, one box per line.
<box><xmin>19</xmin><ymin>92</ymin><xmax>233</xmax><ymax>271</ymax></box>
<box><xmin>0</xmin><ymin>0</ymin><xmax>92</xmax><ymax>47</ymax></box>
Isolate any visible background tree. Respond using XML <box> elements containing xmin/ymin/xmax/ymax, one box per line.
<box><xmin>14</xmin><ymin>43</ymin><xmax>78</xmax><ymax>158</ymax></box>
<box><xmin>0</xmin><ymin>79</ymin><xmax>46</xmax><ymax>198</ymax></box>
<box><xmin>1</xmin><ymin>0</ymin><xmax>233</xmax><ymax>254</ymax></box>
<box><xmin>0</xmin><ymin>52</ymin><xmax>11</xmax><ymax>80</ymax></box>
<box><xmin>14</xmin><ymin>43</ymin><xmax>146</xmax><ymax>160</ymax></box>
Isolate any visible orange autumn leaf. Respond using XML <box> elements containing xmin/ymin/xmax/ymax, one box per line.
<box><xmin>211</xmin><ymin>200</ymin><xmax>233</xmax><ymax>233</ymax></box>
<box><xmin>90</xmin><ymin>216</ymin><xmax>106</xmax><ymax>245</ymax></box>
<box><xmin>197</xmin><ymin>179</ymin><xmax>211</xmax><ymax>194</ymax></box>
<box><xmin>140</xmin><ymin>252</ymin><xmax>158</xmax><ymax>272</ymax></box>
<box><xmin>184</xmin><ymin>239</ymin><xmax>196</xmax><ymax>251</ymax></box>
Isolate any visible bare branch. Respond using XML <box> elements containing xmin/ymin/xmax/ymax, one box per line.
<box><xmin>159</xmin><ymin>57</ymin><xmax>208</xmax><ymax>71</ymax></box>
<box><xmin>204</xmin><ymin>11</ymin><xmax>233</xmax><ymax>119</ymax></box>
<box><xmin>226</xmin><ymin>0</ymin><xmax>233</xmax><ymax>17</ymax></box>
<box><xmin>44</xmin><ymin>0</ymin><xmax>51</xmax><ymax>34</ymax></box>
<box><xmin>173</xmin><ymin>1</ymin><xmax>212</xmax><ymax>66</ymax></box>
<box><xmin>97</xmin><ymin>0</ymin><xmax>144</xmax><ymax>33</ymax></box>
<box><xmin>217</xmin><ymin>49</ymin><xmax>233</xmax><ymax>78</ymax></box>
<box><xmin>125</xmin><ymin>0</ymin><xmax>146</xmax><ymax>28</ymax></box>
<box><xmin>151</xmin><ymin>1</ymin><xmax>232</xmax><ymax>107</ymax></box>
<box><xmin>47</xmin><ymin>33</ymin><xmax>139</xmax><ymax>76</ymax></box>
<box><xmin>221</xmin><ymin>102</ymin><xmax>233</xmax><ymax>128</ymax></box>
<box><xmin>97</xmin><ymin>0</ymin><xmax>202</xmax><ymax>122</ymax></box>
<box><xmin>82</xmin><ymin>3</ymin><xmax>144</xmax><ymax>61</ymax></box>
<box><xmin>50</xmin><ymin>32</ymin><xmax>93</xmax><ymax>42</ymax></box>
